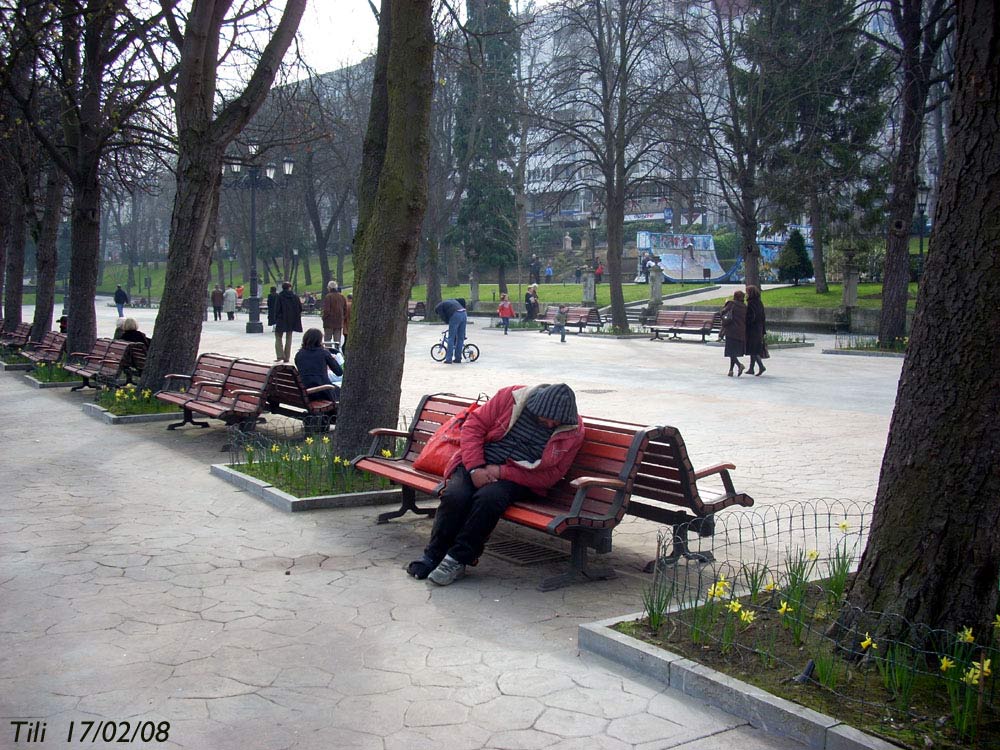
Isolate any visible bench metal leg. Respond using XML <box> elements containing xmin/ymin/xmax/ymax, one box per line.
<box><xmin>166</xmin><ymin>408</ymin><xmax>210</xmax><ymax>431</ymax></box>
<box><xmin>70</xmin><ymin>376</ymin><xmax>98</xmax><ymax>392</ymax></box>
<box><xmin>643</xmin><ymin>522</ymin><xmax>715</xmax><ymax>573</ymax></box>
<box><xmin>537</xmin><ymin>536</ymin><xmax>616</xmax><ymax>592</ymax></box>
<box><xmin>376</xmin><ymin>486</ymin><xmax>437</xmax><ymax>525</ymax></box>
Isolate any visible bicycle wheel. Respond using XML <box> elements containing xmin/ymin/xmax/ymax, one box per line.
<box><xmin>463</xmin><ymin>343</ymin><xmax>480</xmax><ymax>362</ymax></box>
<box><xmin>430</xmin><ymin>344</ymin><xmax>447</xmax><ymax>362</ymax></box>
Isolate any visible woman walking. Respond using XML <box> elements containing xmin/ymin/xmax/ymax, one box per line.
<box><xmin>720</xmin><ymin>290</ymin><xmax>747</xmax><ymax>376</ymax></box>
<box><xmin>745</xmin><ymin>285</ymin><xmax>767</xmax><ymax>376</ymax></box>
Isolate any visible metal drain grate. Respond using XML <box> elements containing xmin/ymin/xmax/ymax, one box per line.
<box><xmin>579</xmin><ymin>389</ymin><xmax>614</xmax><ymax>394</ymax></box>
<box><xmin>485</xmin><ymin>537</ymin><xmax>568</xmax><ymax>566</ymax></box>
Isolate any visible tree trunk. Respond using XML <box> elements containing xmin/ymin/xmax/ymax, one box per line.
<box><xmin>334</xmin><ymin>0</ymin><xmax>434</xmax><ymax>458</ymax></box>
<box><xmin>31</xmin><ymin>169</ymin><xmax>66</xmax><ymax>339</ymax></box>
<box><xmin>836</xmin><ymin>0</ymin><xmax>1000</xmax><ymax>643</ymax></box>
<box><xmin>809</xmin><ymin>190</ymin><xmax>827</xmax><ymax>294</ymax></box>
<box><xmin>2</xmin><ymin>191</ymin><xmax>26</xmax><ymax>331</ymax></box>
<box><xmin>426</xmin><ymin>239</ymin><xmax>442</xmax><ymax>312</ymax></box>
<box><xmin>65</xmin><ymin>178</ymin><xmax>101</xmax><ymax>355</ymax></box>
<box><xmin>605</xmin><ymin>180</ymin><xmax>628</xmax><ymax>332</ymax></box>
<box><xmin>738</xmin><ymin>205</ymin><xmax>760</xmax><ymax>290</ymax></box>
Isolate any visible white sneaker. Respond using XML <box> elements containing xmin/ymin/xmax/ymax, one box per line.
<box><xmin>428</xmin><ymin>555</ymin><xmax>466</xmax><ymax>586</ymax></box>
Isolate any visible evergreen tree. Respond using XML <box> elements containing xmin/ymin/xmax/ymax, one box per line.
<box><xmin>453</xmin><ymin>0</ymin><xmax>518</xmax><ymax>288</ymax></box>
<box><xmin>775</xmin><ymin>229</ymin><xmax>813</xmax><ymax>285</ymax></box>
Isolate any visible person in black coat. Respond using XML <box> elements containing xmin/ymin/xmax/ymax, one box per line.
<box><xmin>745</xmin><ymin>284</ymin><xmax>767</xmax><ymax>376</ymax></box>
<box><xmin>294</xmin><ymin>329</ymin><xmax>343</xmax><ymax>401</ymax></box>
<box><xmin>266</xmin><ymin>286</ymin><xmax>278</xmax><ymax>328</ymax></box>
<box><xmin>118</xmin><ymin>318</ymin><xmax>150</xmax><ymax>346</ymax></box>
<box><xmin>720</xmin><ymin>290</ymin><xmax>747</xmax><ymax>377</ymax></box>
<box><xmin>272</xmin><ymin>281</ymin><xmax>303</xmax><ymax>362</ymax></box>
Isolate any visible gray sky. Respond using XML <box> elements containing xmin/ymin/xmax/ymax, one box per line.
<box><xmin>297</xmin><ymin>1</ymin><xmax>379</xmax><ymax>73</ymax></box>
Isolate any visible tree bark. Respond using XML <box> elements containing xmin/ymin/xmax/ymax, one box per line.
<box><xmin>837</xmin><ymin>0</ymin><xmax>1000</xmax><ymax>643</ymax></box>
<box><xmin>30</xmin><ymin>168</ymin><xmax>65</xmax><ymax>339</ymax></box>
<box><xmin>334</xmin><ymin>0</ymin><xmax>434</xmax><ymax>458</ymax></box>
<box><xmin>809</xmin><ymin>190</ymin><xmax>827</xmax><ymax>294</ymax></box>
<box><xmin>2</xmin><ymin>188</ymin><xmax>27</xmax><ymax>331</ymax></box>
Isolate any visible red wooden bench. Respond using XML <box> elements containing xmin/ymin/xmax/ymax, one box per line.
<box><xmin>155</xmin><ymin>354</ymin><xmax>276</xmax><ymax>430</ymax></box>
<box><xmin>648</xmin><ymin>309</ymin><xmax>722</xmax><ymax>342</ymax></box>
<box><xmin>63</xmin><ymin>339</ymin><xmax>142</xmax><ymax>390</ymax></box>
<box><xmin>536</xmin><ymin>305</ymin><xmax>603</xmax><ymax>334</ymax></box>
<box><xmin>1</xmin><ymin>322</ymin><xmax>32</xmax><ymax>349</ymax></box>
<box><xmin>265</xmin><ymin>364</ymin><xmax>339</xmax><ymax>433</ymax></box>
<box><xmin>23</xmin><ymin>332</ymin><xmax>67</xmax><ymax>366</ymax></box>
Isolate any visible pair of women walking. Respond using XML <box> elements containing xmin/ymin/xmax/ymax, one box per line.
<box><xmin>720</xmin><ymin>285</ymin><xmax>767</xmax><ymax>377</ymax></box>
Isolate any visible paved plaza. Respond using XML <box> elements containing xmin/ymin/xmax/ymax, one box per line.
<box><xmin>0</xmin><ymin>297</ymin><xmax>901</xmax><ymax>749</ymax></box>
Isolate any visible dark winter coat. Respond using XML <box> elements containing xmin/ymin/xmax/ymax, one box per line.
<box><xmin>114</xmin><ymin>288</ymin><xmax>129</xmax><ymax>305</ymax></box>
<box><xmin>745</xmin><ymin>298</ymin><xmax>766</xmax><ymax>355</ymax></box>
<box><xmin>273</xmin><ymin>289</ymin><xmax>303</xmax><ymax>334</ymax></box>
<box><xmin>721</xmin><ymin>300</ymin><xmax>746</xmax><ymax>358</ymax></box>
<box><xmin>266</xmin><ymin>292</ymin><xmax>278</xmax><ymax>327</ymax></box>
<box><xmin>294</xmin><ymin>347</ymin><xmax>343</xmax><ymax>400</ymax></box>
<box><xmin>435</xmin><ymin>298</ymin><xmax>464</xmax><ymax>323</ymax></box>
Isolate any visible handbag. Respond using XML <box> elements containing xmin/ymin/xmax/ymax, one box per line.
<box><xmin>761</xmin><ymin>342</ymin><xmax>770</xmax><ymax>359</ymax></box>
<box><xmin>412</xmin><ymin>403</ymin><xmax>480</xmax><ymax>474</ymax></box>
<box><xmin>720</xmin><ymin>307</ymin><xmax>733</xmax><ymax>325</ymax></box>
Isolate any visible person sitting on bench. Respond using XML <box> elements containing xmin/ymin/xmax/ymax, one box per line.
<box><xmin>408</xmin><ymin>383</ymin><xmax>585</xmax><ymax>586</ymax></box>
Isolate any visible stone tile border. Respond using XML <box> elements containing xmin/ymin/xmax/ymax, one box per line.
<box><xmin>1</xmin><ymin>361</ymin><xmax>32</xmax><ymax>371</ymax></box>
<box><xmin>704</xmin><ymin>341</ymin><xmax>815</xmax><ymax>350</ymax></box>
<box><xmin>81</xmin><ymin>402</ymin><xmax>181</xmax><ymax>425</ymax></box>
<box><xmin>579</xmin><ymin>614</ymin><xmax>899</xmax><ymax>750</ymax></box>
<box><xmin>23</xmin><ymin>374</ymin><xmax>85</xmax><ymax>389</ymax></box>
<box><xmin>821</xmin><ymin>350</ymin><xmax>905</xmax><ymax>359</ymax></box>
<box><xmin>210</xmin><ymin>463</ymin><xmax>401</xmax><ymax>513</ymax></box>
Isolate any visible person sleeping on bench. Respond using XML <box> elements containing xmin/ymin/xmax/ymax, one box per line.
<box><xmin>408</xmin><ymin>383</ymin><xmax>585</xmax><ymax>586</ymax></box>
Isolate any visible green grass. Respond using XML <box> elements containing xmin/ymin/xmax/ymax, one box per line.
<box><xmin>694</xmin><ymin>283</ymin><xmax>919</xmax><ymax>310</ymax></box>
<box><xmin>409</xmin><ymin>282</ymin><xmax>709</xmax><ymax>307</ymax></box>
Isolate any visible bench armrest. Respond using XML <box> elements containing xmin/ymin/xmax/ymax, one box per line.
<box><xmin>163</xmin><ymin>373</ymin><xmax>192</xmax><ymax>381</ymax></box>
<box><xmin>362</xmin><ymin>428</ymin><xmax>411</xmax><ymax>459</ymax></box>
<box><xmin>693</xmin><ymin>462</ymin><xmax>737</xmax><ymax>495</ymax></box>
<box><xmin>305</xmin><ymin>384</ymin><xmax>337</xmax><ymax>395</ymax></box>
<box><xmin>555</xmin><ymin>476</ymin><xmax>629</xmax><ymax>526</ymax></box>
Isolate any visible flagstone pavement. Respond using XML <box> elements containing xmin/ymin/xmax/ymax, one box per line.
<box><xmin>0</xmin><ymin>298</ymin><xmax>900</xmax><ymax>749</ymax></box>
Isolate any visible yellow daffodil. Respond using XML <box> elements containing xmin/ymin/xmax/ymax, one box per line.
<box><xmin>807</xmin><ymin>550</ymin><xmax>819</xmax><ymax>561</ymax></box>
<box><xmin>973</xmin><ymin>658</ymin><xmax>991</xmax><ymax>677</ymax></box>
<box><xmin>142</xmin><ymin>388</ymin><xmax>152</xmax><ymax>399</ymax></box>
<box><xmin>994</xmin><ymin>614</ymin><xmax>1000</xmax><ymax>631</ymax></box>
<box><xmin>727</xmin><ymin>600</ymin><xmax>742</xmax><ymax>614</ymax></box>
<box><xmin>763</xmin><ymin>580</ymin><xmax>777</xmax><ymax>592</ymax></box>
<box><xmin>958</xmin><ymin>626</ymin><xmax>975</xmax><ymax>644</ymax></box>
<box><xmin>304</xmin><ymin>436</ymin><xmax>314</xmax><ymax>445</ymax></box>
<box><xmin>940</xmin><ymin>656</ymin><xmax>955</xmax><ymax>672</ymax></box>
<box><xmin>380</xmin><ymin>449</ymin><xmax>393</xmax><ymax>458</ymax></box>
<box><xmin>740</xmin><ymin>609</ymin><xmax>756</xmax><ymax>624</ymax></box>
<box><xmin>333</xmin><ymin>456</ymin><xmax>343</xmax><ymax>465</ymax></box>
<box><xmin>302</xmin><ymin>454</ymin><xmax>311</xmax><ymax>462</ymax></box>
<box><xmin>245</xmin><ymin>446</ymin><xmax>253</xmax><ymax>454</ymax></box>
<box><xmin>271</xmin><ymin>444</ymin><xmax>280</xmax><ymax>453</ymax></box>
<box><xmin>321</xmin><ymin>436</ymin><xmax>330</xmax><ymax>444</ymax></box>
<box><xmin>282</xmin><ymin>453</ymin><xmax>291</xmax><ymax>461</ymax></box>
<box><xmin>860</xmin><ymin>632</ymin><xmax>877</xmax><ymax>651</ymax></box>
<box><xmin>778</xmin><ymin>601</ymin><xmax>793</xmax><ymax>616</ymax></box>
<box><xmin>962</xmin><ymin>667</ymin><xmax>980</xmax><ymax>686</ymax></box>
<box><xmin>837</xmin><ymin>520</ymin><xmax>850</xmax><ymax>533</ymax></box>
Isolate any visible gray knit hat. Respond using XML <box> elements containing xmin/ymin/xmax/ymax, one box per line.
<box><xmin>526</xmin><ymin>383</ymin><xmax>578</xmax><ymax>425</ymax></box>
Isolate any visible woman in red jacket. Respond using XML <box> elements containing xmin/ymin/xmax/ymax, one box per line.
<box><xmin>408</xmin><ymin>383</ymin><xmax>586</xmax><ymax>585</ymax></box>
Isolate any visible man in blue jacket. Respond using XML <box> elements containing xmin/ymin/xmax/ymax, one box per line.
<box><xmin>434</xmin><ymin>297</ymin><xmax>467</xmax><ymax>364</ymax></box>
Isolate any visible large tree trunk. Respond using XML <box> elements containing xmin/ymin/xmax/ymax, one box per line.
<box><xmin>809</xmin><ymin>190</ymin><xmax>827</xmax><ymax>294</ymax></box>
<box><xmin>334</xmin><ymin>0</ymin><xmax>434</xmax><ymax>458</ymax></box>
<box><xmin>605</xmin><ymin>180</ymin><xmax>628</xmax><ymax>332</ymax></box>
<box><xmin>426</xmin><ymin>239</ymin><xmax>442</xmax><ymax>312</ymax></box>
<box><xmin>738</xmin><ymin>189</ymin><xmax>760</xmax><ymax>288</ymax></box>
<box><xmin>65</xmin><ymin>178</ymin><xmax>101</xmax><ymax>354</ymax></box>
<box><xmin>3</xmin><ymin>185</ymin><xmax>27</xmax><ymax>331</ymax></box>
<box><xmin>30</xmin><ymin>169</ymin><xmax>66</xmax><ymax>339</ymax></box>
<box><xmin>837</xmin><ymin>0</ymin><xmax>1000</xmax><ymax>642</ymax></box>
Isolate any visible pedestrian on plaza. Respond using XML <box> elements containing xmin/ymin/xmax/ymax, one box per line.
<box><xmin>548</xmin><ymin>304</ymin><xmax>568</xmax><ymax>342</ymax></box>
<box><xmin>211</xmin><ymin>285</ymin><xmax>224</xmax><ymax>321</ymax></box>
<box><xmin>497</xmin><ymin>293</ymin><xmax>515</xmax><ymax>335</ymax></box>
<box><xmin>118</xmin><ymin>318</ymin><xmax>150</xmax><ymax>346</ymax></box>
<box><xmin>321</xmin><ymin>281</ymin><xmax>347</xmax><ymax>349</ymax></box>
<box><xmin>407</xmin><ymin>383</ymin><xmax>585</xmax><ymax>585</ymax></box>
<box><xmin>235</xmin><ymin>284</ymin><xmax>244</xmax><ymax>305</ymax></box>
<box><xmin>574</xmin><ymin>266</ymin><xmax>583</xmax><ymax>284</ymax></box>
<box><xmin>544</xmin><ymin>263</ymin><xmax>554</xmax><ymax>283</ymax></box>
<box><xmin>524</xmin><ymin>284</ymin><xmax>539</xmax><ymax>321</ymax></box>
<box><xmin>113</xmin><ymin>285</ymin><xmax>129</xmax><ymax>318</ymax></box>
<box><xmin>529</xmin><ymin>255</ymin><xmax>541</xmax><ymax>285</ymax></box>
<box><xmin>222</xmin><ymin>285</ymin><xmax>238</xmax><ymax>320</ymax></box>
<box><xmin>594</xmin><ymin>260</ymin><xmax>604</xmax><ymax>284</ymax></box>
<box><xmin>272</xmin><ymin>281</ymin><xmax>303</xmax><ymax>363</ymax></box>
<box><xmin>434</xmin><ymin>297</ymin><xmax>468</xmax><ymax>364</ymax></box>
<box><xmin>266</xmin><ymin>286</ymin><xmax>278</xmax><ymax>328</ymax></box>
<box><xmin>720</xmin><ymin>290</ymin><xmax>747</xmax><ymax>377</ymax></box>
<box><xmin>294</xmin><ymin>328</ymin><xmax>343</xmax><ymax>401</ymax></box>
<box><xmin>745</xmin><ymin>284</ymin><xmax>767</xmax><ymax>376</ymax></box>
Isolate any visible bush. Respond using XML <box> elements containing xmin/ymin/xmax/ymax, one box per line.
<box><xmin>776</xmin><ymin>229</ymin><xmax>814</xmax><ymax>284</ymax></box>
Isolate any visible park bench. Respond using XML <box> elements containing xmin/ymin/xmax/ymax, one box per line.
<box><xmin>63</xmin><ymin>339</ymin><xmax>142</xmax><ymax>390</ymax></box>
<box><xmin>155</xmin><ymin>354</ymin><xmax>276</xmax><ymax>431</ymax></box>
<box><xmin>265</xmin><ymin>364</ymin><xmax>339</xmax><ymax>433</ymax></box>
<box><xmin>352</xmin><ymin>393</ymin><xmax>663</xmax><ymax>590</ymax></box>
<box><xmin>537</xmin><ymin>305</ymin><xmax>603</xmax><ymax>334</ymax></box>
<box><xmin>648</xmin><ymin>309</ymin><xmax>722</xmax><ymax>342</ymax></box>
<box><xmin>23</xmin><ymin>332</ymin><xmax>67</xmax><ymax>366</ymax></box>
<box><xmin>1</xmin><ymin>322</ymin><xmax>32</xmax><ymax>349</ymax></box>
<box><xmin>407</xmin><ymin>300</ymin><xmax>426</xmax><ymax>320</ymax></box>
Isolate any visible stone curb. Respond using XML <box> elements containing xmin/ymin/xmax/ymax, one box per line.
<box><xmin>579</xmin><ymin>615</ymin><xmax>899</xmax><ymax>750</ymax></box>
<box><xmin>81</xmin><ymin>402</ymin><xmax>181</xmax><ymax>425</ymax></box>
<box><xmin>821</xmin><ymin>350</ymin><xmax>905</xmax><ymax>359</ymax></box>
<box><xmin>704</xmin><ymin>341</ymin><xmax>815</xmax><ymax>350</ymax></box>
<box><xmin>210</xmin><ymin>463</ymin><xmax>401</xmax><ymax>513</ymax></box>
<box><xmin>23</xmin><ymin>374</ymin><xmax>85</xmax><ymax>389</ymax></box>
<box><xmin>1</xmin><ymin>361</ymin><xmax>32</xmax><ymax>371</ymax></box>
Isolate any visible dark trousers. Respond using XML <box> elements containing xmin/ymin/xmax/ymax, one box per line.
<box><xmin>424</xmin><ymin>466</ymin><xmax>537</xmax><ymax>565</ymax></box>
<box><xmin>213</xmin><ymin>305</ymin><xmax>222</xmax><ymax>321</ymax></box>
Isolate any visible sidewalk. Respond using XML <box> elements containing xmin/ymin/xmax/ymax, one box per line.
<box><xmin>0</xmin><ymin>300</ymin><xmax>899</xmax><ymax>749</ymax></box>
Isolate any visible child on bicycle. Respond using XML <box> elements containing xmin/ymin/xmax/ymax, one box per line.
<box><xmin>548</xmin><ymin>304</ymin><xmax>568</xmax><ymax>342</ymax></box>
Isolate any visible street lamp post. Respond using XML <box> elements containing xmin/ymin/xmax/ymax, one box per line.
<box><xmin>225</xmin><ymin>149</ymin><xmax>294</xmax><ymax>334</ymax></box>
<box><xmin>916</xmin><ymin>181</ymin><xmax>930</xmax><ymax>270</ymax></box>
<box><xmin>588</xmin><ymin>213</ymin><xmax>598</xmax><ymax>267</ymax></box>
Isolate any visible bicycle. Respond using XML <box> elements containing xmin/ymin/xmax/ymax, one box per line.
<box><xmin>430</xmin><ymin>330</ymin><xmax>480</xmax><ymax>362</ymax></box>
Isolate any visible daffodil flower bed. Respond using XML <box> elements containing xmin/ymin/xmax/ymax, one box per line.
<box><xmin>235</xmin><ymin>436</ymin><xmax>393</xmax><ymax>498</ymax></box>
<box><xmin>30</xmin><ymin>362</ymin><xmax>83</xmax><ymax>382</ymax></box>
<box><xmin>0</xmin><ymin>350</ymin><xmax>30</xmax><ymax>364</ymax></box>
<box><xmin>619</xmin><ymin>536</ymin><xmax>999</xmax><ymax>749</ymax></box>
<box><xmin>94</xmin><ymin>383</ymin><xmax>179</xmax><ymax>415</ymax></box>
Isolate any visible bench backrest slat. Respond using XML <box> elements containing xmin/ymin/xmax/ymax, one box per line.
<box><xmin>630</xmin><ymin>425</ymin><xmax>705</xmax><ymax>514</ymax></box>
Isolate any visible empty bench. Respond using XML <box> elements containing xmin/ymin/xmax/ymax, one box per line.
<box><xmin>353</xmin><ymin>393</ymin><xmax>662</xmax><ymax>590</ymax></box>
<box><xmin>537</xmin><ymin>305</ymin><xmax>603</xmax><ymax>334</ymax></box>
<box><xmin>23</xmin><ymin>332</ymin><xmax>67</xmax><ymax>366</ymax></box>
<box><xmin>407</xmin><ymin>301</ymin><xmax>426</xmax><ymax>320</ymax></box>
<box><xmin>1</xmin><ymin>322</ymin><xmax>32</xmax><ymax>350</ymax></box>
<box><xmin>64</xmin><ymin>339</ymin><xmax>144</xmax><ymax>390</ymax></box>
<box><xmin>648</xmin><ymin>310</ymin><xmax>722</xmax><ymax>342</ymax></box>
